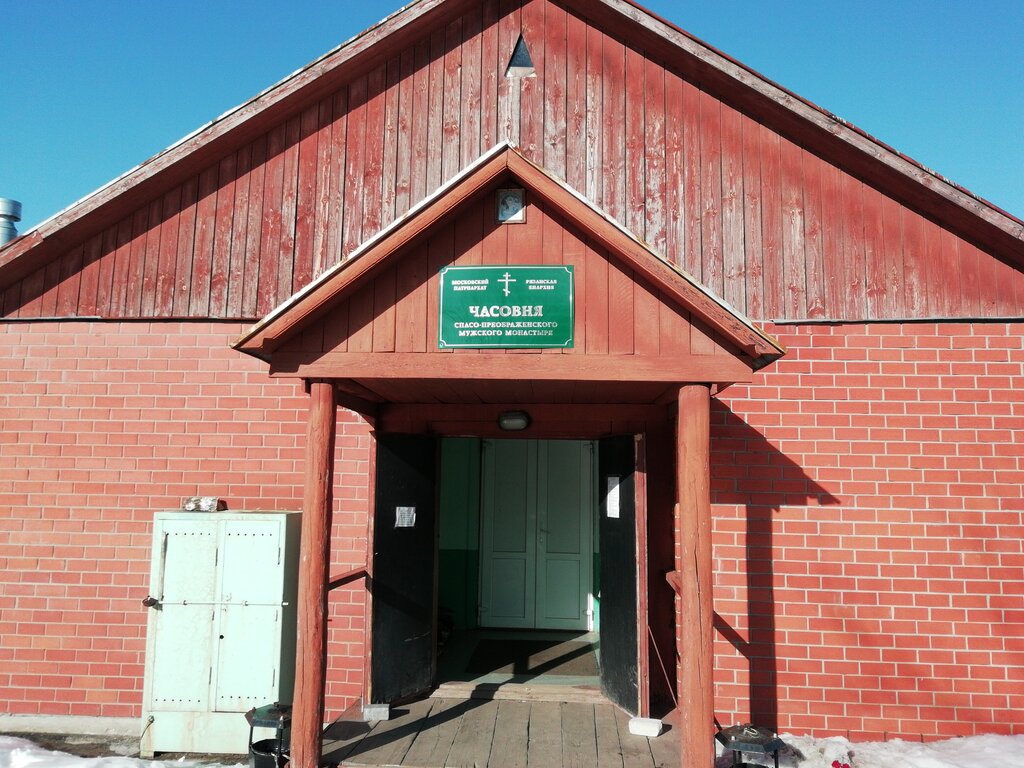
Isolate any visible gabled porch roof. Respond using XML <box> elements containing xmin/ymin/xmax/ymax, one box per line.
<box><xmin>233</xmin><ymin>142</ymin><xmax>784</xmax><ymax>402</ymax></box>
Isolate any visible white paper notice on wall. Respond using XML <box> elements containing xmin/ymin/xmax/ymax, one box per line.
<box><xmin>395</xmin><ymin>506</ymin><xmax>416</xmax><ymax>528</ymax></box>
<box><xmin>606</xmin><ymin>476</ymin><xmax>621</xmax><ymax>518</ymax></box>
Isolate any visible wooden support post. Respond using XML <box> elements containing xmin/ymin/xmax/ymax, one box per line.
<box><xmin>676</xmin><ymin>384</ymin><xmax>713</xmax><ymax>768</ymax></box>
<box><xmin>291</xmin><ymin>380</ymin><xmax>336</xmax><ymax>768</ymax></box>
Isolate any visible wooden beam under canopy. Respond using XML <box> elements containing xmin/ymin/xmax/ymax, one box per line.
<box><xmin>269</xmin><ymin>351</ymin><xmax>753</xmax><ymax>384</ymax></box>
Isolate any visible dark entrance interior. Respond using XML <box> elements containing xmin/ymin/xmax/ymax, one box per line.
<box><xmin>370</xmin><ymin>434</ymin><xmax>438</xmax><ymax>704</ymax></box>
<box><xmin>370</xmin><ymin>433</ymin><xmax>640</xmax><ymax>714</ymax></box>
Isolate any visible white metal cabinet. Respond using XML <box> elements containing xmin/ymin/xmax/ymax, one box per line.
<box><xmin>141</xmin><ymin>511</ymin><xmax>300</xmax><ymax>756</ymax></box>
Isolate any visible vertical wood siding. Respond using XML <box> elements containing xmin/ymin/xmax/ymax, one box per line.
<box><xmin>284</xmin><ymin>191</ymin><xmax>729</xmax><ymax>364</ymax></box>
<box><xmin>5</xmin><ymin>0</ymin><xmax>1022</xmax><ymax>322</ymax></box>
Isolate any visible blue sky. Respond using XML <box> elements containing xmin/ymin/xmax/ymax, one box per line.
<box><xmin>3</xmin><ymin>1</ymin><xmax>1022</xmax><ymax>232</ymax></box>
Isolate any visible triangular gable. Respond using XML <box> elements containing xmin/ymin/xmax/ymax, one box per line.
<box><xmin>2</xmin><ymin>0</ymin><xmax>1020</xmax><ymax>293</ymax></box>
<box><xmin>233</xmin><ymin>143</ymin><xmax>785</xmax><ymax>378</ymax></box>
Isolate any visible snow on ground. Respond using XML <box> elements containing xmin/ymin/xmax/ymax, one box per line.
<box><xmin>3</xmin><ymin>732</ymin><xmax>1024</xmax><ymax>768</ymax></box>
<box><xmin>0</xmin><ymin>737</ymin><xmax>242</xmax><ymax>768</ymax></box>
<box><xmin>730</xmin><ymin>732</ymin><xmax>1024</xmax><ymax>768</ymax></box>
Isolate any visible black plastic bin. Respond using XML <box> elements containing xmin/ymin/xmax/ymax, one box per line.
<box><xmin>246</xmin><ymin>702</ymin><xmax>292</xmax><ymax>768</ymax></box>
<box><xmin>249</xmin><ymin>737</ymin><xmax>287</xmax><ymax>768</ymax></box>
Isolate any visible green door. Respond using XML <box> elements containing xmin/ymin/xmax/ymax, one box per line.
<box><xmin>479</xmin><ymin>439</ymin><xmax>594</xmax><ymax>630</ymax></box>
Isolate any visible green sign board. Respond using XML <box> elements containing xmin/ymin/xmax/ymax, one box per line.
<box><xmin>438</xmin><ymin>265</ymin><xmax>574</xmax><ymax>349</ymax></box>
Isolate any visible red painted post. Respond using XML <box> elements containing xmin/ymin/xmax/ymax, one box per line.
<box><xmin>676</xmin><ymin>384</ymin><xmax>713</xmax><ymax>768</ymax></box>
<box><xmin>291</xmin><ymin>380</ymin><xmax>336</xmax><ymax>768</ymax></box>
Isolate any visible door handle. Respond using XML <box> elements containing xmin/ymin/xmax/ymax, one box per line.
<box><xmin>142</xmin><ymin>595</ymin><xmax>160</xmax><ymax>608</ymax></box>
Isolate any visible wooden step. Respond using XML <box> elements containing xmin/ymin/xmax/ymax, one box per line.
<box><xmin>429</xmin><ymin>681</ymin><xmax>605</xmax><ymax>704</ymax></box>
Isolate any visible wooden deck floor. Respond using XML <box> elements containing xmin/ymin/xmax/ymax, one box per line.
<box><xmin>321</xmin><ymin>696</ymin><xmax>679</xmax><ymax>768</ymax></box>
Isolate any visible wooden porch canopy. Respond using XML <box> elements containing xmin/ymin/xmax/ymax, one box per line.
<box><xmin>233</xmin><ymin>142</ymin><xmax>784</xmax><ymax>768</ymax></box>
<box><xmin>233</xmin><ymin>142</ymin><xmax>783</xmax><ymax>398</ymax></box>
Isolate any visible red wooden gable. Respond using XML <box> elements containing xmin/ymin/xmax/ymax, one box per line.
<box><xmin>1</xmin><ymin>0</ymin><xmax>1022</xmax><ymax>323</ymax></box>
<box><xmin>234</xmin><ymin>144</ymin><xmax>784</xmax><ymax>404</ymax></box>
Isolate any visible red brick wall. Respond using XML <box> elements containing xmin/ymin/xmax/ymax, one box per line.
<box><xmin>2</xmin><ymin>319</ymin><xmax>1022</xmax><ymax>739</ymax></box>
<box><xmin>711</xmin><ymin>321</ymin><xmax>1024</xmax><ymax>740</ymax></box>
<box><xmin>0</xmin><ymin>321</ymin><xmax>371</xmax><ymax>718</ymax></box>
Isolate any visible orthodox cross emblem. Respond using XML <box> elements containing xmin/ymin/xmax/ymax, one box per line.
<box><xmin>499</xmin><ymin>271</ymin><xmax>516</xmax><ymax>297</ymax></box>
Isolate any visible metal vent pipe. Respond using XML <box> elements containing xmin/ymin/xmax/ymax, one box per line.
<box><xmin>0</xmin><ymin>198</ymin><xmax>22</xmax><ymax>246</ymax></box>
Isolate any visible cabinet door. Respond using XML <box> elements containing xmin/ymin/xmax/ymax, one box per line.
<box><xmin>219</xmin><ymin>518</ymin><xmax>284</xmax><ymax>604</ymax></box>
<box><xmin>157</xmin><ymin>520</ymin><xmax>219</xmax><ymax>604</ymax></box>
<box><xmin>148</xmin><ymin>520</ymin><xmax>219</xmax><ymax>709</ymax></box>
<box><xmin>150</xmin><ymin>604</ymin><xmax>216</xmax><ymax>710</ymax></box>
<box><xmin>213</xmin><ymin>604</ymin><xmax>282</xmax><ymax>712</ymax></box>
<box><xmin>213</xmin><ymin>518</ymin><xmax>285</xmax><ymax>710</ymax></box>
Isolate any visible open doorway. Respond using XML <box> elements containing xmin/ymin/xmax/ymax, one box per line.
<box><xmin>437</xmin><ymin>438</ymin><xmax>600</xmax><ymax>691</ymax></box>
<box><xmin>370</xmin><ymin>433</ymin><xmax>641</xmax><ymax>713</ymax></box>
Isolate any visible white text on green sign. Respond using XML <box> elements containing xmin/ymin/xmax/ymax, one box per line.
<box><xmin>438</xmin><ymin>265</ymin><xmax>574</xmax><ymax>348</ymax></box>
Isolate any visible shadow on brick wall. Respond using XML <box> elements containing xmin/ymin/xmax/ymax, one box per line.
<box><xmin>711</xmin><ymin>401</ymin><xmax>839</xmax><ymax>731</ymax></box>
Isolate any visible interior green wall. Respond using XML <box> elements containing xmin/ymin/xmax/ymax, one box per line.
<box><xmin>438</xmin><ymin>437</ymin><xmax>481</xmax><ymax>630</ymax></box>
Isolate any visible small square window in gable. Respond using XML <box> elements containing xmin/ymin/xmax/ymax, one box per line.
<box><xmin>505</xmin><ymin>34</ymin><xmax>535</xmax><ymax>78</ymax></box>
